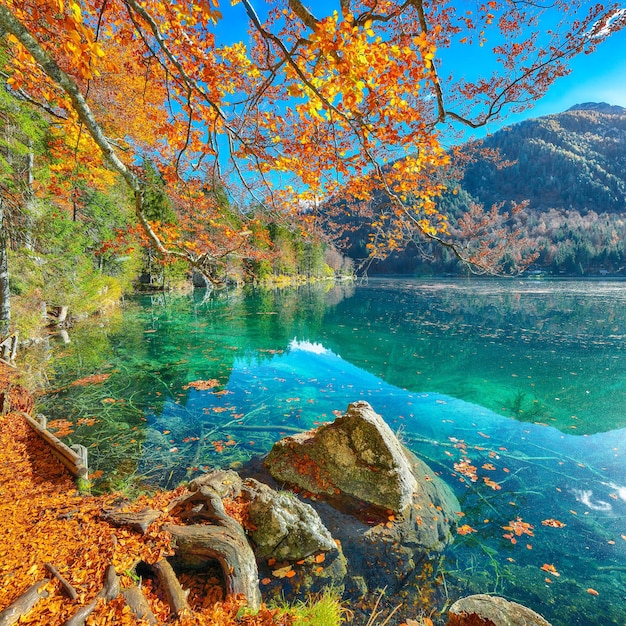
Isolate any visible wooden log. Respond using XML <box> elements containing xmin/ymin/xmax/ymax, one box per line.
<box><xmin>121</xmin><ymin>585</ymin><xmax>157</xmax><ymax>625</ymax></box>
<box><xmin>19</xmin><ymin>411</ymin><xmax>88</xmax><ymax>480</ymax></box>
<box><xmin>100</xmin><ymin>507</ymin><xmax>162</xmax><ymax>534</ymax></box>
<box><xmin>150</xmin><ymin>559</ymin><xmax>191</xmax><ymax>619</ymax></box>
<box><xmin>0</xmin><ymin>334</ymin><xmax>17</xmax><ymax>364</ymax></box>
<box><xmin>45</xmin><ymin>563</ymin><xmax>77</xmax><ymax>600</ymax></box>
<box><xmin>166</xmin><ymin>485</ymin><xmax>261</xmax><ymax>611</ymax></box>
<box><xmin>64</xmin><ymin>565</ymin><xmax>119</xmax><ymax>626</ymax></box>
<box><xmin>0</xmin><ymin>579</ymin><xmax>50</xmax><ymax>626</ymax></box>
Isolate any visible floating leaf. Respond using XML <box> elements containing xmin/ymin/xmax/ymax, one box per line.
<box><xmin>542</xmin><ymin>518</ymin><xmax>567</xmax><ymax>528</ymax></box>
<box><xmin>541</xmin><ymin>563</ymin><xmax>560</xmax><ymax>577</ymax></box>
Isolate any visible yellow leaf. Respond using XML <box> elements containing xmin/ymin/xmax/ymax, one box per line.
<box><xmin>69</xmin><ymin>1</ymin><xmax>82</xmax><ymax>22</ymax></box>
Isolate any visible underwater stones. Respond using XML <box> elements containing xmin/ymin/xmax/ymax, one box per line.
<box><xmin>447</xmin><ymin>594</ymin><xmax>553</xmax><ymax>626</ymax></box>
<box><xmin>242</xmin><ymin>478</ymin><xmax>339</xmax><ymax>561</ymax></box>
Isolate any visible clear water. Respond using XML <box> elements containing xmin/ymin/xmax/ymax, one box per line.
<box><xmin>38</xmin><ymin>278</ymin><xmax>626</xmax><ymax>625</ymax></box>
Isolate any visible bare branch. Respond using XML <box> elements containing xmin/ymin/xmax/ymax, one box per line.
<box><xmin>287</xmin><ymin>0</ymin><xmax>320</xmax><ymax>31</ymax></box>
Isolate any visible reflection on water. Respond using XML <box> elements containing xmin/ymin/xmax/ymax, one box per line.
<box><xmin>37</xmin><ymin>278</ymin><xmax>626</xmax><ymax>625</ymax></box>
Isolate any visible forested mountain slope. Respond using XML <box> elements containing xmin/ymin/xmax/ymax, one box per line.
<box><xmin>352</xmin><ymin>103</ymin><xmax>626</xmax><ymax>276</ymax></box>
<box><xmin>462</xmin><ymin>102</ymin><xmax>626</xmax><ymax>215</ymax></box>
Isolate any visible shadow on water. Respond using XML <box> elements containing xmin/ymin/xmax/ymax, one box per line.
<box><xmin>35</xmin><ymin>278</ymin><xmax>626</xmax><ymax>625</ymax></box>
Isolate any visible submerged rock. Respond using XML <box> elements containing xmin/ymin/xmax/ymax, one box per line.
<box><xmin>447</xmin><ymin>594</ymin><xmax>553</xmax><ymax>626</ymax></box>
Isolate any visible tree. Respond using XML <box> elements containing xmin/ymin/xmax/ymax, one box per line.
<box><xmin>0</xmin><ymin>65</ymin><xmax>47</xmax><ymax>334</ymax></box>
<box><xmin>0</xmin><ymin>196</ymin><xmax>9</xmax><ymax>335</ymax></box>
<box><xmin>0</xmin><ymin>1</ymin><xmax>623</xmax><ymax>279</ymax></box>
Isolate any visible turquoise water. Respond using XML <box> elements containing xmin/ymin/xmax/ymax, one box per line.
<box><xmin>39</xmin><ymin>279</ymin><xmax>626</xmax><ymax>625</ymax></box>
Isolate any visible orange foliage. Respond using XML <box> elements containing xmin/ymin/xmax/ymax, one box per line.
<box><xmin>502</xmin><ymin>517</ymin><xmax>534</xmax><ymax>545</ymax></box>
<box><xmin>0</xmin><ymin>364</ymin><xmax>282</xmax><ymax>625</ymax></box>
<box><xmin>1</xmin><ymin>0</ymin><xmax>623</xmax><ymax>275</ymax></box>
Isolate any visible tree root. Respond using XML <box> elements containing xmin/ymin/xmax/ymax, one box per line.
<box><xmin>64</xmin><ymin>565</ymin><xmax>119</xmax><ymax>626</ymax></box>
<box><xmin>45</xmin><ymin>563</ymin><xmax>77</xmax><ymax>600</ymax></box>
<box><xmin>150</xmin><ymin>559</ymin><xmax>192</xmax><ymax>619</ymax></box>
<box><xmin>0</xmin><ymin>579</ymin><xmax>49</xmax><ymax>626</ymax></box>
<box><xmin>121</xmin><ymin>584</ymin><xmax>158</xmax><ymax>625</ymax></box>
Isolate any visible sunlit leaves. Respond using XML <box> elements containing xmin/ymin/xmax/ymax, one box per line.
<box><xmin>1</xmin><ymin>0</ymin><xmax>625</xmax><ymax>272</ymax></box>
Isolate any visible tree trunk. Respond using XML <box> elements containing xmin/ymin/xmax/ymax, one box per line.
<box><xmin>23</xmin><ymin>140</ymin><xmax>35</xmax><ymax>250</ymax></box>
<box><xmin>0</xmin><ymin>199</ymin><xmax>10</xmax><ymax>337</ymax></box>
<box><xmin>166</xmin><ymin>484</ymin><xmax>261</xmax><ymax>611</ymax></box>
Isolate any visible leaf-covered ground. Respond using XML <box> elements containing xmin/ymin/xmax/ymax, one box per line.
<box><xmin>0</xmin><ymin>364</ymin><xmax>286</xmax><ymax>625</ymax></box>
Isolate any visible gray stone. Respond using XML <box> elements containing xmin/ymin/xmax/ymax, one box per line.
<box><xmin>447</xmin><ymin>594</ymin><xmax>553</xmax><ymax>626</ymax></box>
<box><xmin>264</xmin><ymin>401</ymin><xmax>459</xmax><ymax>550</ymax></box>
<box><xmin>265</xmin><ymin>400</ymin><xmax>418</xmax><ymax>512</ymax></box>
<box><xmin>262</xmin><ymin>401</ymin><xmax>460</xmax><ymax>595</ymax></box>
<box><xmin>242</xmin><ymin>478</ymin><xmax>338</xmax><ymax>561</ymax></box>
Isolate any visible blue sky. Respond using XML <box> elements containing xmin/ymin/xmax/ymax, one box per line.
<box><xmin>217</xmin><ymin>1</ymin><xmax>626</xmax><ymax>138</ymax></box>
<box><xmin>487</xmin><ymin>27</ymin><xmax>626</xmax><ymax>132</ymax></box>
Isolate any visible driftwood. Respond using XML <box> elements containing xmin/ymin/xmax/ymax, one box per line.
<box><xmin>45</xmin><ymin>563</ymin><xmax>77</xmax><ymax>600</ymax></box>
<box><xmin>166</xmin><ymin>483</ymin><xmax>261</xmax><ymax>611</ymax></box>
<box><xmin>150</xmin><ymin>559</ymin><xmax>191</xmax><ymax>619</ymax></box>
<box><xmin>0</xmin><ymin>579</ymin><xmax>49</xmax><ymax>626</ymax></box>
<box><xmin>19</xmin><ymin>411</ymin><xmax>88</xmax><ymax>480</ymax></box>
<box><xmin>64</xmin><ymin>565</ymin><xmax>119</xmax><ymax>626</ymax></box>
<box><xmin>100</xmin><ymin>507</ymin><xmax>162</xmax><ymax>534</ymax></box>
<box><xmin>121</xmin><ymin>584</ymin><xmax>157</xmax><ymax>625</ymax></box>
<box><xmin>0</xmin><ymin>334</ymin><xmax>17</xmax><ymax>366</ymax></box>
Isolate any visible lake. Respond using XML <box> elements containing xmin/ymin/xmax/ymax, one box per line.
<box><xmin>38</xmin><ymin>278</ymin><xmax>626</xmax><ymax>625</ymax></box>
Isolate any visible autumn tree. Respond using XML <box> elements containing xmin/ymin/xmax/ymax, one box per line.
<box><xmin>0</xmin><ymin>0</ymin><xmax>623</xmax><ymax>282</ymax></box>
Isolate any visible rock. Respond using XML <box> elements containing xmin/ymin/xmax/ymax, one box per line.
<box><xmin>184</xmin><ymin>470</ymin><xmax>346</xmax><ymax>599</ymax></box>
<box><xmin>265</xmin><ymin>401</ymin><xmax>459</xmax><ymax>549</ymax></box>
<box><xmin>447</xmin><ymin>594</ymin><xmax>553</xmax><ymax>626</ymax></box>
<box><xmin>263</xmin><ymin>401</ymin><xmax>460</xmax><ymax>595</ymax></box>
<box><xmin>265</xmin><ymin>400</ymin><xmax>418</xmax><ymax>512</ymax></box>
<box><xmin>242</xmin><ymin>478</ymin><xmax>337</xmax><ymax>561</ymax></box>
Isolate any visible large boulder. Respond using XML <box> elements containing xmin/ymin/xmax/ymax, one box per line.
<box><xmin>447</xmin><ymin>594</ymin><xmax>553</xmax><ymax>626</ymax></box>
<box><xmin>265</xmin><ymin>401</ymin><xmax>459</xmax><ymax>550</ymax></box>
<box><xmin>265</xmin><ymin>400</ymin><xmax>418</xmax><ymax>513</ymax></box>
<box><xmin>264</xmin><ymin>401</ymin><xmax>460</xmax><ymax>595</ymax></box>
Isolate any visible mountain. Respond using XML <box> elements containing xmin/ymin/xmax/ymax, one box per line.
<box><xmin>347</xmin><ymin>103</ymin><xmax>626</xmax><ymax>276</ymax></box>
<box><xmin>460</xmin><ymin>102</ymin><xmax>626</xmax><ymax>215</ymax></box>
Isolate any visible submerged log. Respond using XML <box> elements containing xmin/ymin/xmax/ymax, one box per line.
<box><xmin>166</xmin><ymin>483</ymin><xmax>261</xmax><ymax>611</ymax></box>
<box><xmin>0</xmin><ymin>579</ymin><xmax>49</xmax><ymax>626</ymax></box>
